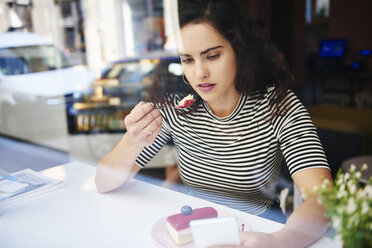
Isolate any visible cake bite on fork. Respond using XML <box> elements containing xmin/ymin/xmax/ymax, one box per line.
<box><xmin>177</xmin><ymin>94</ymin><xmax>195</xmax><ymax>109</ymax></box>
<box><xmin>155</xmin><ymin>94</ymin><xmax>195</xmax><ymax>110</ymax></box>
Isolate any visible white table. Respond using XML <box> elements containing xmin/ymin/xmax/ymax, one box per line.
<box><xmin>0</xmin><ymin>161</ymin><xmax>341</xmax><ymax>248</ymax></box>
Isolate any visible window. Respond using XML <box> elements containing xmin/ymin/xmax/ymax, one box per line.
<box><xmin>306</xmin><ymin>0</ymin><xmax>330</xmax><ymax>24</ymax></box>
<box><xmin>0</xmin><ymin>45</ymin><xmax>74</xmax><ymax>75</ymax></box>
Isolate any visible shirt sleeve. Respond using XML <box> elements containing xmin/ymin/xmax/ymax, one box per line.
<box><xmin>135</xmin><ymin>113</ymin><xmax>172</xmax><ymax>168</ymax></box>
<box><xmin>272</xmin><ymin>91</ymin><xmax>330</xmax><ymax>177</ymax></box>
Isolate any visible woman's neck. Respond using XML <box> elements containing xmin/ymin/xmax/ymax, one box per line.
<box><xmin>206</xmin><ymin>91</ymin><xmax>242</xmax><ymax>118</ymax></box>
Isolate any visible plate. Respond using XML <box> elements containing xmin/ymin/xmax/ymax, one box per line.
<box><xmin>151</xmin><ymin>210</ymin><xmax>250</xmax><ymax>248</ymax></box>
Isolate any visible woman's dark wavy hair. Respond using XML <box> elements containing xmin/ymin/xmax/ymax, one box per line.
<box><xmin>150</xmin><ymin>0</ymin><xmax>294</xmax><ymax>118</ymax></box>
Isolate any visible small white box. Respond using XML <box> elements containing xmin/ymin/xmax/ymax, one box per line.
<box><xmin>190</xmin><ymin>216</ymin><xmax>241</xmax><ymax>248</ymax></box>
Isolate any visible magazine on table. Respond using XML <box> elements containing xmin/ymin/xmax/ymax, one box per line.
<box><xmin>0</xmin><ymin>168</ymin><xmax>64</xmax><ymax>206</ymax></box>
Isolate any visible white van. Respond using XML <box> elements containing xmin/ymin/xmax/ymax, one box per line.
<box><xmin>0</xmin><ymin>31</ymin><xmax>95</xmax><ymax>151</ymax></box>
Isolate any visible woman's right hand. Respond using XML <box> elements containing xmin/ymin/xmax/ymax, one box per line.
<box><xmin>124</xmin><ymin>101</ymin><xmax>163</xmax><ymax>148</ymax></box>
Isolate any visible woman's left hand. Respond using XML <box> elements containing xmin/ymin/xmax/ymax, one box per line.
<box><xmin>211</xmin><ymin>231</ymin><xmax>279</xmax><ymax>248</ymax></box>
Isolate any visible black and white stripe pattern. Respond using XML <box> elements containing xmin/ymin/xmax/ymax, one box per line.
<box><xmin>136</xmin><ymin>88</ymin><xmax>329</xmax><ymax>215</ymax></box>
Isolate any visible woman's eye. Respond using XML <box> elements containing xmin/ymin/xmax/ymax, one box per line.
<box><xmin>207</xmin><ymin>54</ymin><xmax>220</xmax><ymax>60</ymax></box>
<box><xmin>181</xmin><ymin>58</ymin><xmax>193</xmax><ymax>64</ymax></box>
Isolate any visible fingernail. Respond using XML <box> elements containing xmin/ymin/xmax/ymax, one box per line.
<box><xmin>137</xmin><ymin>101</ymin><xmax>145</xmax><ymax>105</ymax></box>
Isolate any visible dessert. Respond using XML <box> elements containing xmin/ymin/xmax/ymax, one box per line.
<box><xmin>165</xmin><ymin>206</ymin><xmax>218</xmax><ymax>246</ymax></box>
<box><xmin>177</xmin><ymin>94</ymin><xmax>195</xmax><ymax>109</ymax></box>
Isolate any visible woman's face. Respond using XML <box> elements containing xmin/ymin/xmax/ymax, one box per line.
<box><xmin>179</xmin><ymin>22</ymin><xmax>239</xmax><ymax>114</ymax></box>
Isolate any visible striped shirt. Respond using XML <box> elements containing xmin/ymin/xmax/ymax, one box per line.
<box><xmin>135</xmin><ymin>88</ymin><xmax>329</xmax><ymax>215</ymax></box>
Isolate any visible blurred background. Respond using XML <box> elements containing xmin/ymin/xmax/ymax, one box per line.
<box><xmin>0</xmin><ymin>0</ymin><xmax>371</xmax><ymax>214</ymax></box>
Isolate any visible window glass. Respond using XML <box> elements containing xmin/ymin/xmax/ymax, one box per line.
<box><xmin>104</xmin><ymin>60</ymin><xmax>157</xmax><ymax>84</ymax></box>
<box><xmin>121</xmin><ymin>0</ymin><xmax>164</xmax><ymax>56</ymax></box>
<box><xmin>0</xmin><ymin>45</ymin><xmax>73</xmax><ymax>75</ymax></box>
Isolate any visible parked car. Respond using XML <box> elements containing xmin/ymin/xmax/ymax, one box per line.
<box><xmin>94</xmin><ymin>53</ymin><xmax>185</xmax><ymax>104</ymax></box>
<box><xmin>67</xmin><ymin>54</ymin><xmax>186</xmax><ymax>166</ymax></box>
<box><xmin>0</xmin><ymin>31</ymin><xmax>95</xmax><ymax>151</ymax></box>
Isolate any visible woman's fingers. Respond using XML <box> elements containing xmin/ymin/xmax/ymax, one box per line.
<box><xmin>143</xmin><ymin>113</ymin><xmax>163</xmax><ymax>138</ymax></box>
<box><xmin>125</xmin><ymin>101</ymin><xmax>153</xmax><ymax>124</ymax></box>
<box><xmin>140</xmin><ymin>113</ymin><xmax>163</xmax><ymax>146</ymax></box>
<box><xmin>124</xmin><ymin>102</ymin><xmax>163</xmax><ymax>147</ymax></box>
<box><xmin>137</xmin><ymin>108</ymin><xmax>162</xmax><ymax>131</ymax></box>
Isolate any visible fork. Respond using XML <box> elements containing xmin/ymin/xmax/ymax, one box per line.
<box><xmin>154</xmin><ymin>105</ymin><xmax>185</xmax><ymax>110</ymax></box>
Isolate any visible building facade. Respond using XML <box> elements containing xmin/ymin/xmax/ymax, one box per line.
<box><xmin>0</xmin><ymin>0</ymin><xmax>167</xmax><ymax>75</ymax></box>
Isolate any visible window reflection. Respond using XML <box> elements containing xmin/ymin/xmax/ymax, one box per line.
<box><xmin>0</xmin><ymin>45</ymin><xmax>73</xmax><ymax>75</ymax></box>
<box><xmin>67</xmin><ymin>56</ymin><xmax>183</xmax><ymax>135</ymax></box>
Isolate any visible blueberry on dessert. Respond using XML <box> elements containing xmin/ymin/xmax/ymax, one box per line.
<box><xmin>181</xmin><ymin>205</ymin><xmax>192</xmax><ymax>215</ymax></box>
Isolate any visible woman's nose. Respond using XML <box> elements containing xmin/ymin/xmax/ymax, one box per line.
<box><xmin>195</xmin><ymin>62</ymin><xmax>209</xmax><ymax>80</ymax></box>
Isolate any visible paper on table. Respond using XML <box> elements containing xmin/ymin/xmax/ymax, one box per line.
<box><xmin>0</xmin><ymin>168</ymin><xmax>64</xmax><ymax>206</ymax></box>
<box><xmin>0</xmin><ymin>179</ymin><xmax>28</xmax><ymax>193</ymax></box>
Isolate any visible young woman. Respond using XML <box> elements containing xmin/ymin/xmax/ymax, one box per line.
<box><xmin>95</xmin><ymin>0</ymin><xmax>333</xmax><ymax>247</ymax></box>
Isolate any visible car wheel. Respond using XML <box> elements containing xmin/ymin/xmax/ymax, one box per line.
<box><xmin>1</xmin><ymin>105</ymin><xmax>21</xmax><ymax>136</ymax></box>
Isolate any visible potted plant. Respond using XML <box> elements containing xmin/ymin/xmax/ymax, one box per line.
<box><xmin>312</xmin><ymin>164</ymin><xmax>371</xmax><ymax>248</ymax></box>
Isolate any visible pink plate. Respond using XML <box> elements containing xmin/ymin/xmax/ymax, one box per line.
<box><xmin>151</xmin><ymin>216</ymin><xmax>196</xmax><ymax>248</ymax></box>
<box><xmin>151</xmin><ymin>210</ymin><xmax>250</xmax><ymax>248</ymax></box>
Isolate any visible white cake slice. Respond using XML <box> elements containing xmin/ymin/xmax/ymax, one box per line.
<box><xmin>165</xmin><ymin>206</ymin><xmax>218</xmax><ymax>246</ymax></box>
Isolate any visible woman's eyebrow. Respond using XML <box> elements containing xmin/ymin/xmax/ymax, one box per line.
<box><xmin>200</xmin><ymin>45</ymin><xmax>223</xmax><ymax>55</ymax></box>
<box><xmin>178</xmin><ymin>52</ymin><xmax>190</xmax><ymax>57</ymax></box>
<box><xmin>178</xmin><ymin>45</ymin><xmax>223</xmax><ymax>57</ymax></box>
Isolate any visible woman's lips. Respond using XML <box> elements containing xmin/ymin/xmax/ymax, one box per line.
<box><xmin>197</xmin><ymin>83</ymin><xmax>216</xmax><ymax>93</ymax></box>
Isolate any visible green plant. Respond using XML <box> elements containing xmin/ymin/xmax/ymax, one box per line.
<box><xmin>314</xmin><ymin>164</ymin><xmax>371</xmax><ymax>248</ymax></box>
